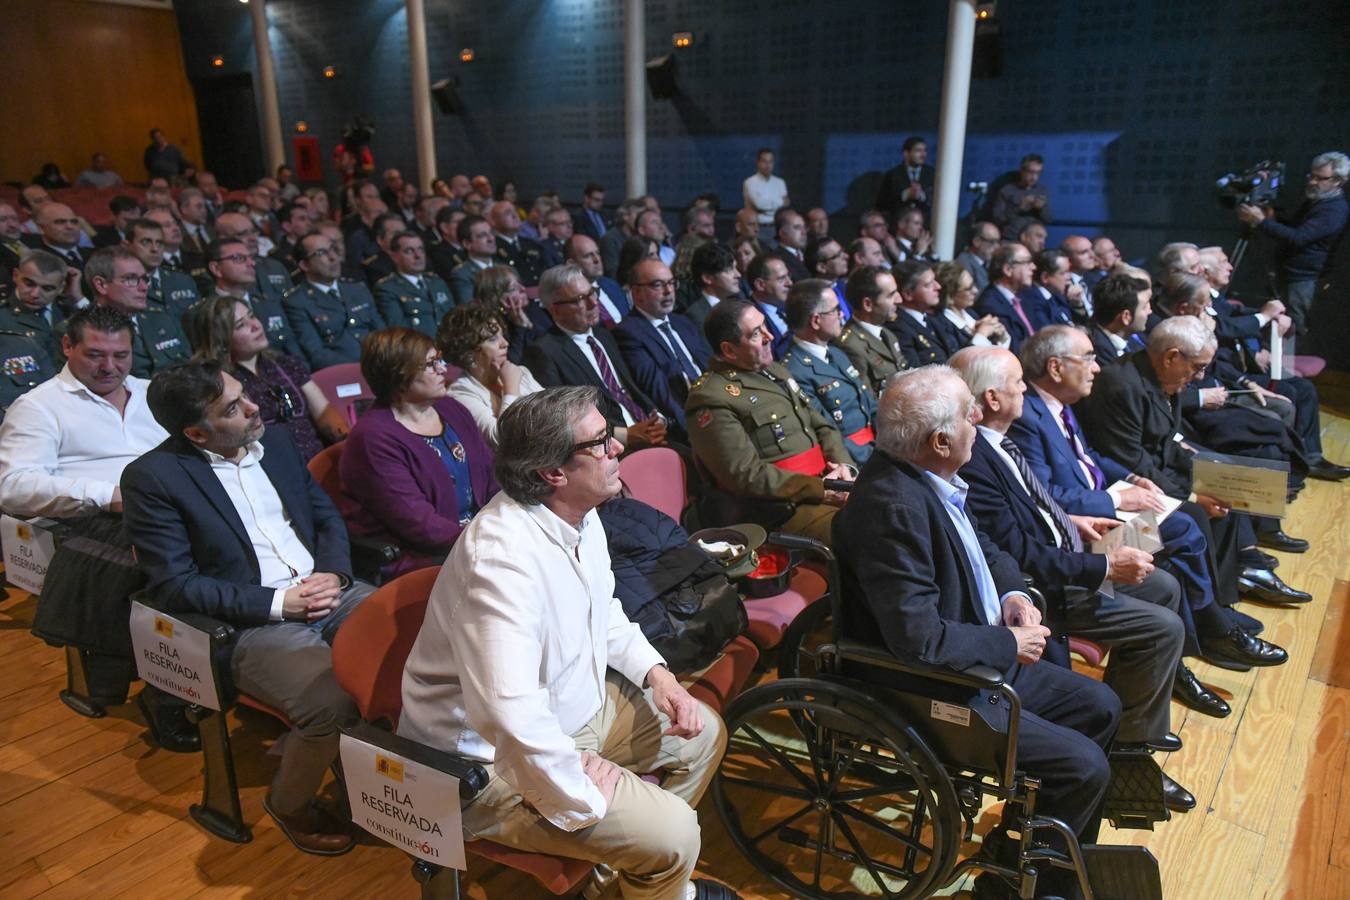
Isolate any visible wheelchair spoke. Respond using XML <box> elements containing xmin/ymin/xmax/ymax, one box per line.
<box><xmin>740</xmin><ymin>723</ymin><xmax>820</xmax><ymax>795</ymax></box>
<box><xmin>824</xmin><ymin>736</ymin><xmax>865</xmax><ymax>799</ymax></box>
<box><xmin>830</xmin><ymin>808</ymin><xmax>904</xmax><ymax>898</ymax></box>
<box><xmin>719</xmin><ymin>775</ymin><xmax>813</xmax><ymax>802</ymax></box>
<box><xmin>834</xmin><ymin>782</ymin><xmax>918</xmax><ymax>803</ymax></box>
<box><xmin>744</xmin><ymin>803</ymin><xmax>813</xmax><ymax>846</ymax></box>
<box><xmin>812</xmin><ymin>817</ymin><xmax>825</xmax><ymax>889</ymax></box>
<box><xmin>835</xmin><ymin>802</ymin><xmax>935</xmax><ymax>859</ymax></box>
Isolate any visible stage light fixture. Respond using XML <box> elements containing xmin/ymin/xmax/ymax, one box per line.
<box><xmin>977</xmin><ymin>2</ymin><xmax>997</xmax><ymax>19</ymax></box>
<box><xmin>460</xmin><ymin>48</ymin><xmax>474</xmax><ymax>63</ymax></box>
<box><xmin>323</xmin><ymin>65</ymin><xmax>338</xmax><ymax>79</ymax></box>
<box><xmin>672</xmin><ymin>31</ymin><xmax>693</xmax><ymax>49</ymax></box>
<box><xmin>211</xmin><ymin>55</ymin><xmax>224</xmax><ymax>68</ymax></box>
<box><xmin>295</xmin><ymin>121</ymin><xmax>309</xmax><ymax>133</ymax></box>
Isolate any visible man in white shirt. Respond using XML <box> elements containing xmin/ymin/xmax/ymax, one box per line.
<box><xmin>742</xmin><ymin>148</ymin><xmax>789</xmax><ymax>237</ymax></box>
<box><xmin>399</xmin><ymin>386</ymin><xmax>732</xmax><ymax>900</ymax></box>
<box><xmin>122</xmin><ymin>360</ymin><xmax>374</xmax><ymax>856</ymax></box>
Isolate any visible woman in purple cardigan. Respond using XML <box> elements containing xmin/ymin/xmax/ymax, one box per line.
<box><xmin>339</xmin><ymin>327</ymin><xmax>499</xmax><ymax>577</ymax></box>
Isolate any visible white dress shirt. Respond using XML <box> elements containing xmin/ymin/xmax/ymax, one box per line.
<box><xmin>855</xmin><ymin>319</ymin><xmax>885</xmax><ymax>340</ymax></box>
<box><xmin>977</xmin><ymin>425</ymin><xmax>1062</xmax><ymax>542</ymax></box>
<box><xmin>446</xmin><ymin>369</ymin><xmax>544</xmax><ymax>448</ymax></box>
<box><xmin>567</xmin><ymin>329</ymin><xmax>637</xmax><ymax>425</ymax></box>
<box><xmin>943</xmin><ymin>306</ymin><xmax>1009</xmax><ymax>348</ymax></box>
<box><xmin>0</xmin><ymin>367</ymin><xmax>167</xmax><ymax>517</ymax></box>
<box><xmin>200</xmin><ymin>441</ymin><xmax>316</xmax><ymax>620</ymax></box>
<box><xmin>398</xmin><ymin>493</ymin><xmax>665</xmax><ymax>832</ymax></box>
<box><xmin>593</xmin><ymin>279</ymin><xmax>625</xmax><ymax>324</ymax></box>
<box><xmin>793</xmin><ymin>337</ymin><xmax>828</xmax><ymax>361</ymax></box>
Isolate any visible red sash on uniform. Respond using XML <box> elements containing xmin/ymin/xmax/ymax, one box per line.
<box><xmin>846</xmin><ymin>425</ymin><xmax>876</xmax><ymax>446</ymax></box>
<box><xmin>772</xmin><ymin>443</ymin><xmax>827</xmax><ymax>475</ymax></box>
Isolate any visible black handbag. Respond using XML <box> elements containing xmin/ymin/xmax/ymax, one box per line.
<box><xmin>647</xmin><ymin>558</ymin><xmax>748</xmax><ymax>674</ymax></box>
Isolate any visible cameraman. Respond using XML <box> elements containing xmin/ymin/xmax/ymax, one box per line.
<box><xmin>1238</xmin><ymin>151</ymin><xmax>1349</xmax><ymax>333</ymax></box>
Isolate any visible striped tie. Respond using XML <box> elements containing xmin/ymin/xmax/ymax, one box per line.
<box><xmin>1001</xmin><ymin>437</ymin><xmax>1082</xmax><ymax>552</ymax></box>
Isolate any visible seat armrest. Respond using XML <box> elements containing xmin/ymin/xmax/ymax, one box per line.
<box><xmin>765</xmin><ymin>531</ymin><xmax>835</xmax><ymax>563</ymax></box>
<box><xmin>131</xmin><ymin>590</ymin><xmax>241</xmax><ymax>705</ymax></box>
<box><xmin>349</xmin><ymin>534</ymin><xmax>403</xmax><ymax>565</ymax></box>
<box><xmin>342</xmin><ymin>718</ymin><xmax>491</xmax><ymax>801</ymax></box>
<box><xmin>834</xmin><ymin>639</ymin><xmax>1005</xmax><ymax>690</ymax></box>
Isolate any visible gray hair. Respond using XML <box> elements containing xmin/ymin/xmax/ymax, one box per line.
<box><xmin>1311</xmin><ymin>151</ymin><xmax>1349</xmax><ymax>180</ymax></box>
<box><xmin>1020</xmin><ymin>324</ymin><xmax>1084</xmax><ymax>380</ymax></box>
<box><xmin>84</xmin><ymin>245</ymin><xmax>138</xmax><ymax>291</ymax></box>
<box><xmin>17</xmin><ymin>247</ymin><xmax>66</xmax><ymax>279</ymax></box>
<box><xmin>494</xmin><ymin>386</ymin><xmax>603</xmax><ymax>504</ymax></box>
<box><xmin>1195</xmin><ymin>246</ymin><xmax>1225</xmax><ymax>275</ymax></box>
<box><xmin>538</xmin><ymin>263</ymin><xmax>589</xmax><ymax>306</ymax></box>
<box><xmin>1159</xmin><ymin>271</ymin><xmax>1210</xmax><ymax>312</ymax></box>
<box><xmin>1147</xmin><ymin>315</ymin><xmax>1216</xmax><ymax>357</ymax></box>
<box><xmin>949</xmin><ymin>346</ymin><xmax>1014</xmax><ymax>404</ymax></box>
<box><xmin>1154</xmin><ymin>242</ymin><xmax>1198</xmax><ymax>277</ymax></box>
<box><xmin>876</xmin><ymin>365</ymin><xmax>968</xmax><ymax>462</ymax></box>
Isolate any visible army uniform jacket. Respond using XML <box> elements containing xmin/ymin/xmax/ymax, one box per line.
<box><xmin>283</xmin><ymin>279</ymin><xmax>387</xmax><ymax>370</ymax></box>
<box><xmin>131</xmin><ymin>307</ymin><xmax>192</xmax><ymax>378</ymax></box>
<box><xmin>834</xmin><ymin>319</ymin><xmax>908</xmax><ymax>394</ymax></box>
<box><xmin>0</xmin><ymin>330</ymin><xmax>56</xmax><ymax>422</ymax></box>
<box><xmin>782</xmin><ymin>340</ymin><xmax>878</xmax><ymax>465</ymax></box>
<box><xmin>148</xmin><ymin>267</ymin><xmax>201</xmax><ymax>321</ymax></box>
<box><xmin>684</xmin><ymin>359</ymin><xmax>850</xmax><ymax>504</ymax></box>
<box><xmin>362</xmin><ymin>252</ymin><xmax>396</xmax><ymax>289</ymax></box>
<box><xmin>374</xmin><ymin>272</ymin><xmax>455</xmax><ymax>337</ymax></box>
<box><xmin>0</xmin><ymin>296</ymin><xmax>65</xmax><ymax>368</ymax></box>
<box><xmin>494</xmin><ymin>235</ymin><xmax>547</xmax><ymax>286</ymax></box>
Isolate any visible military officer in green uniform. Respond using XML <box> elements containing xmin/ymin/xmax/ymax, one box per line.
<box><xmin>0</xmin><ymin>249</ymin><xmax>68</xmax><ymax>367</ymax></box>
<box><xmin>685</xmin><ymin>299</ymin><xmax>855</xmax><ymax>544</ymax></box>
<box><xmin>123</xmin><ymin>218</ymin><xmax>200</xmax><ymax>321</ymax></box>
<box><xmin>0</xmin><ymin>330</ymin><xmax>56</xmax><ymax>421</ymax></box>
<box><xmin>284</xmin><ymin>231</ymin><xmax>386</xmax><ymax>369</ymax></box>
<box><xmin>373</xmin><ymin>231</ymin><xmax>455</xmax><ymax>337</ymax></box>
<box><xmin>835</xmin><ymin>265</ymin><xmax>909</xmax><ymax>395</ymax></box>
<box><xmin>85</xmin><ymin>246</ymin><xmax>190</xmax><ymax>378</ymax></box>
<box><xmin>202</xmin><ymin>237</ymin><xmax>299</xmax><ymax>357</ymax></box>
<box><xmin>783</xmin><ymin>279</ymin><xmax>878</xmax><ymax>465</ymax></box>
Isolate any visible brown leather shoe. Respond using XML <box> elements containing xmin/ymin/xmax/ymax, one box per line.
<box><xmin>263</xmin><ymin>795</ymin><xmax>355</xmax><ymax>856</ymax></box>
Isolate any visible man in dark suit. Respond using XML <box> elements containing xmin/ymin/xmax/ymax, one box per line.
<box><xmin>613</xmin><ymin>259</ymin><xmax>710</xmax><ymax>432</ymax></box>
<box><xmin>887</xmin><ymin>260</ymin><xmax>960</xmax><ymax>366</ymax></box>
<box><xmin>685</xmin><ymin>243</ymin><xmax>742</xmax><ymax>331</ymax></box>
<box><xmin>0</xmin><ymin>202</ymin><xmax>25</xmax><ymax>292</ymax></box>
<box><xmin>490</xmin><ymin>201</ymin><xmax>547</xmax><ymax>287</ymax></box>
<box><xmin>974</xmin><ymin>243</ymin><xmax>1037</xmax><ymax>352</ymax></box>
<box><xmin>745</xmin><ymin>254</ymin><xmax>793</xmax><ymax>359</ymax></box>
<box><xmin>769</xmin><ymin>209</ymin><xmax>810</xmax><ymax>282</ymax></box>
<box><xmin>21</xmin><ymin>203</ymin><xmax>90</xmax><ymax>274</ymax></box>
<box><xmin>564</xmin><ymin>234</ymin><xmax>630</xmax><ymax>326</ymax></box>
<box><xmin>524</xmin><ymin>263</ymin><xmax>668</xmax><ymax>450</ymax></box>
<box><xmin>1087</xmin><ymin>272</ymin><xmax>1152</xmax><ymax>362</ymax></box>
<box><xmin>122</xmin><ymin>360</ymin><xmax>374</xmax><ymax>856</ymax></box>
<box><xmin>93</xmin><ymin>196</ymin><xmax>142</xmax><ymax>249</ymax></box>
<box><xmin>1075</xmin><ymin>317</ymin><xmax>1305</xmax><ymax>664</ymax></box>
<box><xmin>875</xmin><ymin>136</ymin><xmax>935</xmax><ymax>223</ymax></box>
<box><xmin>572</xmin><ymin>182</ymin><xmax>609</xmax><ymax>241</ymax></box>
<box><xmin>834</xmin><ymin>365</ymin><xmax>1120</xmax><ymax>896</ymax></box>
<box><xmin>1021</xmin><ymin>249</ymin><xmax>1084</xmax><ymax>328</ymax></box>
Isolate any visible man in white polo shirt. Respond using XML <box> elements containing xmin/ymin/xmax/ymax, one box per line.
<box><xmin>742</xmin><ymin>148</ymin><xmax>789</xmax><ymax>240</ymax></box>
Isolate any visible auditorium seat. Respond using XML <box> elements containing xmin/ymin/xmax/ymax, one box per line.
<box><xmin>310</xmin><ymin>363</ymin><xmax>374</xmax><ymax>426</ymax></box>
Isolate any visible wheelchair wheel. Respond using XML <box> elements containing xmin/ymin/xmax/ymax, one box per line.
<box><xmin>776</xmin><ymin>596</ymin><xmax>833</xmax><ymax>680</ymax></box>
<box><xmin>713</xmin><ymin>678</ymin><xmax>964</xmax><ymax>899</ymax></box>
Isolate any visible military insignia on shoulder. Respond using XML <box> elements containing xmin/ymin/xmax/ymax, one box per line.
<box><xmin>846</xmin><ymin>365</ymin><xmax>860</xmax><ymax>378</ymax></box>
<box><xmin>833</xmin><ymin>410</ymin><xmax>844</xmax><ymax>422</ymax></box>
<box><xmin>839</xmin><ymin>330</ymin><xmax>852</xmax><ymax>342</ymax></box>
<box><xmin>696</xmin><ymin>409</ymin><xmax>713</xmax><ymax>428</ymax></box>
<box><xmin>725</xmin><ymin>383</ymin><xmax>741</xmax><ymax>397</ymax></box>
<box><xmin>917</xmin><ymin>335</ymin><xmax>930</xmax><ymax>347</ymax></box>
<box><xmin>786</xmin><ymin>377</ymin><xmax>801</xmax><ymax>394</ymax></box>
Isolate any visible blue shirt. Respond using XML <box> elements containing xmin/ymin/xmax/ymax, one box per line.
<box><xmin>920</xmin><ymin>469</ymin><xmax>1004</xmax><ymax>626</ymax></box>
<box><xmin>424</xmin><ymin>421</ymin><xmax>478</xmax><ymax>525</ymax></box>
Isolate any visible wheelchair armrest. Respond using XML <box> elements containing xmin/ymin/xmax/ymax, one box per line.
<box><xmin>342</xmin><ymin>718</ymin><xmax>491</xmax><ymax>801</ymax></box>
<box><xmin>822</xmin><ymin>478</ymin><xmax>854</xmax><ymax>492</ymax></box>
<box><xmin>834</xmin><ymin>639</ymin><xmax>1005</xmax><ymax>690</ymax></box>
<box><xmin>1022</xmin><ymin>582</ymin><xmax>1048</xmax><ymax>617</ymax></box>
<box><xmin>765</xmin><ymin>531</ymin><xmax>835</xmax><ymax>564</ymax></box>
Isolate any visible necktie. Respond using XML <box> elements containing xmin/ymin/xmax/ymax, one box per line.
<box><xmin>587</xmin><ymin>335</ymin><xmax>646</xmax><ymax>422</ymax></box>
<box><xmin>659</xmin><ymin>321</ymin><xmax>701</xmax><ymax>381</ymax></box>
<box><xmin>595</xmin><ymin>285</ymin><xmax>616</xmax><ymax>326</ymax></box>
<box><xmin>64</xmin><ymin>249</ymin><xmax>82</xmax><ymax>268</ymax></box>
<box><xmin>1000</xmin><ymin>437</ymin><xmax>1082</xmax><ymax>552</ymax></box>
<box><xmin>1126</xmin><ymin>333</ymin><xmax>1146</xmax><ymax>353</ymax></box>
<box><xmin>1060</xmin><ymin>406</ymin><xmax>1105</xmax><ymax>489</ymax></box>
<box><xmin>1009</xmin><ymin>294</ymin><xmax>1035</xmax><ymax>335</ymax></box>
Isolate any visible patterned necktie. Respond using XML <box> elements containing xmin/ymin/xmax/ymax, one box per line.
<box><xmin>1000</xmin><ymin>437</ymin><xmax>1083</xmax><ymax>552</ymax></box>
<box><xmin>587</xmin><ymin>335</ymin><xmax>646</xmax><ymax>422</ymax></box>
<box><xmin>660</xmin><ymin>321</ymin><xmax>700</xmax><ymax>381</ymax></box>
<box><xmin>1009</xmin><ymin>294</ymin><xmax>1035</xmax><ymax>334</ymax></box>
<box><xmin>1060</xmin><ymin>407</ymin><xmax>1104</xmax><ymax>489</ymax></box>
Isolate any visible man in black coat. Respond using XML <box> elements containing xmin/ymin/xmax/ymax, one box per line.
<box><xmin>875</xmin><ymin>136</ymin><xmax>935</xmax><ymax>223</ymax></box>
<box><xmin>834</xmin><ymin>365</ymin><xmax>1120</xmax><ymax>896</ymax></box>
<box><xmin>122</xmin><ymin>361</ymin><xmax>374</xmax><ymax>857</ymax></box>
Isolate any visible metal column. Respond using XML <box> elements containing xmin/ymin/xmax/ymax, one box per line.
<box><xmin>248</xmin><ymin>0</ymin><xmax>286</xmax><ymax>174</ymax></box>
<box><xmin>406</xmin><ymin>0</ymin><xmax>437</xmax><ymax>190</ymax></box>
<box><xmin>623</xmin><ymin>0</ymin><xmax>647</xmax><ymax>198</ymax></box>
<box><xmin>932</xmin><ymin>0</ymin><xmax>978</xmax><ymax>260</ymax></box>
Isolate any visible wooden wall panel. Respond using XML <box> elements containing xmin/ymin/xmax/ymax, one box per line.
<box><xmin>0</xmin><ymin>0</ymin><xmax>202</xmax><ymax>187</ymax></box>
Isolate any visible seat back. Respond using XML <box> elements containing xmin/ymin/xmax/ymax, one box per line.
<box><xmin>331</xmin><ymin>566</ymin><xmax>441</xmax><ymax>727</ymax></box>
<box><xmin>618</xmin><ymin>447</ymin><xmax>688</xmax><ymax>521</ymax></box>
<box><xmin>307</xmin><ymin>442</ymin><xmax>345</xmax><ymax>507</ymax></box>
<box><xmin>311</xmin><ymin>362</ymin><xmax>374</xmax><ymax>426</ymax></box>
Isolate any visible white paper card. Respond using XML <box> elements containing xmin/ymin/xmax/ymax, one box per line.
<box><xmin>336</xmin><ymin>382</ymin><xmax>364</xmax><ymax>398</ymax></box>
<box><xmin>1</xmin><ymin>515</ymin><xmax>57</xmax><ymax>594</ymax></box>
<box><xmin>129</xmin><ymin>601</ymin><xmax>221</xmax><ymax>710</ymax></box>
<box><xmin>340</xmin><ymin>734</ymin><xmax>466</xmax><ymax>869</ymax></box>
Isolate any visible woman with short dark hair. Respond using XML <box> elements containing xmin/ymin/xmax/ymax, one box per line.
<box><xmin>439</xmin><ymin>304</ymin><xmax>542</xmax><ymax>448</ymax></box>
<box><xmin>339</xmin><ymin>327</ymin><xmax>497</xmax><ymax>576</ymax></box>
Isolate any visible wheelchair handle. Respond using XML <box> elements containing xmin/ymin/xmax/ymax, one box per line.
<box><xmin>823</xmin><ymin>478</ymin><xmax>855</xmax><ymax>492</ymax></box>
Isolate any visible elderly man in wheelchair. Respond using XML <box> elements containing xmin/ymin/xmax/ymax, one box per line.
<box><xmin>711</xmin><ymin>365</ymin><xmax>1164</xmax><ymax>900</ymax></box>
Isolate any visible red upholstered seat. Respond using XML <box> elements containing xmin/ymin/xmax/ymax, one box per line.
<box><xmin>743</xmin><ymin>566</ymin><xmax>828</xmax><ymax>651</ymax></box>
<box><xmin>1069</xmin><ymin>637</ymin><xmax>1106</xmax><ymax>667</ymax></box>
<box><xmin>310</xmin><ymin>363</ymin><xmax>374</xmax><ymax>427</ymax></box>
<box><xmin>618</xmin><ymin>447</ymin><xmax>688</xmax><ymax>521</ymax></box>
<box><xmin>686</xmin><ymin>635</ymin><xmax>759</xmax><ymax>713</ymax></box>
<box><xmin>307</xmin><ymin>442</ymin><xmax>344</xmax><ymax>507</ymax></box>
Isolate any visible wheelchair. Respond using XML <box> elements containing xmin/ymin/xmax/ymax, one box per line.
<box><xmin>712</xmin><ymin>534</ymin><xmax>1168</xmax><ymax>900</ymax></box>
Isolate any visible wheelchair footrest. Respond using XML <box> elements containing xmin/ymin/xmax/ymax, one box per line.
<box><xmin>1081</xmin><ymin>844</ymin><xmax>1162</xmax><ymax>900</ymax></box>
<box><xmin>1104</xmin><ymin>749</ymin><xmax>1168</xmax><ymax>830</ymax></box>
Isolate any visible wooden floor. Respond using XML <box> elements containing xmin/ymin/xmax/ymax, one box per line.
<box><xmin>2</xmin><ymin>412</ymin><xmax>1348</xmax><ymax>900</ymax></box>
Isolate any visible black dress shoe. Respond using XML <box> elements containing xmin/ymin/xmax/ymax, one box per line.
<box><xmin>1200</xmin><ymin>627</ymin><xmax>1289</xmax><ymax>670</ymax></box>
<box><xmin>1149</xmin><ymin>731</ymin><xmax>1183</xmax><ymax>752</ymax></box>
<box><xmin>1238</xmin><ymin>548</ymin><xmax>1279</xmax><ymax>570</ymax></box>
<box><xmin>1229</xmin><ymin>608</ymin><xmax>1265</xmax><ymax>635</ymax></box>
<box><xmin>136</xmin><ymin>689</ymin><xmax>202</xmax><ymax>753</ymax></box>
<box><xmin>1173</xmin><ymin>666</ymin><xmax>1231</xmax><ymax>717</ymax></box>
<box><xmin>1162</xmin><ymin>773</ymin><xmax>1196</xmax><ymax>812</ymax></box>
<box><xmin>1308</xmin><ymin>459</ymin><xmax>1350</xmax><ymax>481</ymax></box>
<box><xmin>1255</xmin><ymin>530</ymin><xmax>1310</xmax><ymax>553</ymax></box>
<box><xmin>1240</xmin><ymin>568</ymin><xmax>1313</xmax><ymax>604</ymax></box>
<box><xmin>693</xmin><ymin>879</ymin><xmax>743</xmax><ymax>900</ymax></box>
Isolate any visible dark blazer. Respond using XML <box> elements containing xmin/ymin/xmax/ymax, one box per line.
<box><xmin>1075</xmin><ymin>351</ymin><xmax>1192</xmax><ymax>498</ymax></box>
<box><xmin>596</xmin><ymin>275</ymin><xmax>631</xmax><ymax>321</ymax></box>
<box><xmin>959</xmin><ymin>434</ymin><xmax>1109</xmax><ymax>593</ymax></box>
<box><xmin>92</xmin><ymin>225</ymin><xmax>126</xmax><ymax>249</ymax></box>
<box><xmin>753</xmin><ymin>300</ymin><xmax>793</xmax><ymax>359</ymax></box>
<box><xmin>523</xmin><ymin>325</ymin><xmax>661</xmax><ymax>429</ymax></box>
<box><xmin>20</xmin><ymin>237</ymin><xmax>89</xmax><ymax>271</ymax></box>
<box><xmin>0</xmin><ymin>242</ymin><xmax>21</xmax><ymax>290</ymax></box>
<box><xmin>771</xmin><ymin>247</ymin><xmax>810</xmax><ymax>282</ymax></box>
<box><xmin>1019</xmin><ymin>286</ymin><xmax>1075</xmax><ymax>331</ymax></box>
<box><xmin>887</xmin><ymin>309</ymin><xmax>958</xmax><ymax>367</ymax></box>
<box><xmin>1087</xmin><ymin>324</ymin><xmax>1136</xmax><ymax>363</ymax></box>
<box><xmin>973</xmin><ymin>284</ymin><xmax>1033</xmax><ymax>351</ymax></box>
<box><xmin>876</xmin><ymin>163</ymin><xmax>936</xmax><ymax>220</ymax></box>
<box><xmin>573</xmin><ymin>207</ymin><xmax>609</xmax><ymax>242</ymax></box>
<box><xmin>121</xmin><ymin>428</ymin><xmax>352</xmax><ymax>627</ymax></box>
<box><xmin>339</xmin><ymin>397</ymin><xmax>499</xmax><ymax>577</ymax></box>
<box><xmin>834</xmin><ymin>451</ymin><xmax>1022</xmax><ymax>677</ymax></box>
<box><xmin>1007</xmin><ymin>390</ymin><xmax>1129</xmax><ymax>518</ymax></box>
<box><xmin>613</xmin><ymin>311</ymin><xmax>711</xmax><ymax>429</ymax></box>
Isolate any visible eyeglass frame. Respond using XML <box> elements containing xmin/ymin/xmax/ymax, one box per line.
<box><xmin>572</xmin><ymin>422</ymin><xmax>617</xmax><ymax>458</ymax></box>
<box><xmin>551</xmin><ymin>286</ymin><xmax>600</xmax><ymax>307</ymax></box>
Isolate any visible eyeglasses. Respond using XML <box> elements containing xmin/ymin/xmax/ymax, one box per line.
<box><xmin>114</xmin><ymin>274</ymin><xmax>151</xmax><ymax>286</ymax></box>
<box><xmin>268</xmin><ymin>385</ymin><xmax>297</xmax><ymax>422</ymax></box>
<box><xmin>424</xmin><ymin>356</ymin><xmax>449</xmax><ymax>372</ymax></box>
<box><xmin>552</xmin><ymin>287</ymin><xmax>600</xmax><ymax>307</ymax></box>
<box><xmin>633</xmin><ymin>278</ymin><xmax>676</xmax><ymax>292</ymax></box>
<box><xmin>1010</xmin><ymin>258</ymin><xmax>1034</xmax><ymax>267</ymax></box>
<box><xmin>572</xmin><ymin>422</ymin><xmax>616</xmax><ymax>459</ymax></box>
<box><xmin>817</xmin><ymin>304</ymin><xmax>843</xmax><ymax>318</ymax></box>
<box><xmin>304</xmin><ymin>244</ymin><xmax>339</xmax><ymax>259</ymax></box>
<box><xmin>1057</xmin><ymin>352</ymin><xmax>1097</xmax><ymax>366</ymax></box>
<box><xmin>218</xmin><ymin>252</ymin><xmax>254</xmax><ymax>264</ymax></box>
<box><xmin>817</xmin><ymin>251</ymin><xmax>844</xmax><ymax>264</ymax></box>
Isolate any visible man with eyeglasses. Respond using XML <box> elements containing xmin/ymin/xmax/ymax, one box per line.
<box><xmin>975</xmin><ymin>242</ymin><xmax>1038</xmax><ymax>351</ymax></box>
<box><xmin>122</xmin><ymin>218</ymin><xmax>200</xmax><ymax>322</ymax></box>
<box><xmin>203</xmin><ymin>238</ymin><xmax>299</xmax><ymax>356</ymax></box>
<box><xmin>685</xmin><ymin>299</ymin><xmax>855</xmax><ymax>544</ymax></box>
<box><xmin>1</xmin><ymin>249</ymin><xmax>69</xmax><ymax>367</ymax></box>
<box><xmin>783</xmin><ymin>279</ymin><xmax>877</xmax><ymax>465</ymax></box>
<box><xmin>85</xmin><ymin>246</ymin><xmax>190</xmax><ymax>378</ymax></box>
<box><xmin>373</xmin><ymin>232</ymin><xmax>454</xmax><ymax>337</ymax></box>
<box><xmin>213</xmin><ymin>211</ymin><xmax>295</xmax><ymax>320</ymax></box>
<box><xmin>448</xmin><ymin>214</ymin><xmax>500</xmax><ymax>306</ymax></box>
<box><xmin>613</xmin><ymin>259</ymin><xmax>711</xmax><ymax>432</ymax></box>
<box><xmin>836</xmin><ymin>265</ymin><xmax>909</xmax><ymax>395</ymax></box>
<box><xmin>888</xmin><ymin>259</ymin><xmax>961</xmax><ymax>367</ymax></box>
<box><xmin>1237</xmin><ymin>150</ymin><xmax>1349</xmax><ymax>333</ymax></box>
<box><xmin>804</xmin><ymin>235</ymin><xmax>851</xmax><ymax>321</ymax></box>
<box><xmin>284</xmin><ymin>231</ymin><xmax>386</xmax><ymax>369</ymax></box>
<box><xmin>525</xmin><ymin>264</ymin><xmax>667</xmax><ymax>451</ymax></box>
<box><xmin>563</xmin><ymin>234</ymin><xmax>628</xmax><ymax>325</ymax></box>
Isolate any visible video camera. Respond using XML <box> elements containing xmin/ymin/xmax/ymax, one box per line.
<box><xmin>1215</xmin><ymin>160</ymin><xmax>1284</xmax><ymax>208</ymax></box>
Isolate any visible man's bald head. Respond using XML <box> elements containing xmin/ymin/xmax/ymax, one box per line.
<box><xmin>37</xmin><ymin>203</ymin><xmax>81</xmax><ymax>248</ymax></box>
